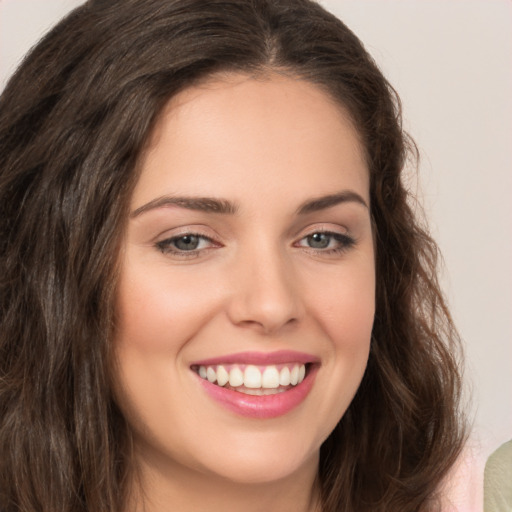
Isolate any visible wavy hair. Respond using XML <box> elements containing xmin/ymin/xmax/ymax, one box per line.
<box><xmin>0</xmin><ymin>1</ymin><xmax>465</xmax><ymax>510</ymax></box>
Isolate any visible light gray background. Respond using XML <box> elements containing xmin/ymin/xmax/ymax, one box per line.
<box><xmin>1</xmin><ymin>0</ymin><xmax>511</xmax><ymax>494</ymax></box>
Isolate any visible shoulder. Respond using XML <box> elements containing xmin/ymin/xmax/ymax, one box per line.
<box><xmin>484</xmin><ymin>440</ymin><xmax>512</xmax><ymax>512</ymax></box>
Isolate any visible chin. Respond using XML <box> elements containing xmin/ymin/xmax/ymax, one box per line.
<box><xmin>201</xmin><ymin>449</ymin><xmax>318</xmax><ymax>486</ymax></box>
<box><xmin>182</xmin><ymin>426</ymin><xmax>322</xmax><ymax>486</ymax></box>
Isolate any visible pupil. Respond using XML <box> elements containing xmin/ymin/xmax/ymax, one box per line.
<box><xmin>308</xmin><ymin>233</ymin><xmax>330</xmax><ymax>249</ymax></box>
<box><xmin>175</xmin><ymin>235</ymin><xmax>199</xmax><ymax>250</ymax></box>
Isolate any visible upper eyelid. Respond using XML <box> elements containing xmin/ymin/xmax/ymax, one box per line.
<box><xmin>156</xmin><ymin>225</ymin><xmax>350</xmax><ymax>240</ymax></box>
<box><xmin>295</xmin><ymin>231</ymin><xmax>355</xmax><ymax>245</ymax></box>
<box><xmin>159</xmin><ymin>232</ymin><xmax>217</xmax><ymax>246</ymax></box>
<box><xmin>293</xmin><ymin>223</ymin><xmax>351</xmax><ymax>239</ymax></box>
<box><xmin>298</xmin><ymin>229</ymin><xmax>351</xmax><ymax>239</ymax></box>
<box><xmin>153</xmin><ymin>222</ymin><xmax>353</xmax><ymax>244</ymax></box>
<box><xmin>155</xmin><ymin>233</ymin><xmax>219</xmax><ymax>257</ymax></box>
<box><xmin>154</xmin><ymin>225</ymin><xmax>220</xmax><ymax>242</ymax></box>
<box><xmin>164</xmin><ymin>230</ymin><xmax>353</xmax><ymax>251</ymax></box>
<box><xmin>156</xmin><ymin>232</ymin><xmax>353</xmax><ymax>258</ymax></box>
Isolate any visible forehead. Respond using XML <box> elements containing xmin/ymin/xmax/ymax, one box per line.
<box><xmin>151</xmin><ymin>72</ymin><xmax>362</xmax><ymax>149</ymax></box>
<box><xmin>135</xmin><ymin>73</ymin><xmax>369</xmax><ymax>206</ymax></box>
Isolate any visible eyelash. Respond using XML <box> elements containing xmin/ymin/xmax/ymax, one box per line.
<box><xmin>156</xmin><ymin>232</ymin><xmax>217</xmax><ymax>258</ymax></box>
<box><xmin>155</xmin><ymin>230</ymin><xmax>356</xmax><ymax>258</ymax></box>
<box><xmin>295</xmin><ymin>231</ymin><xmax>356</xmax><ymax>255</ymax></box>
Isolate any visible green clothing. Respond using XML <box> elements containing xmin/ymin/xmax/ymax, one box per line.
<box><xmin>484</xmin><ymin>439</ymin><xmax>512</xmax><ymax>512</ymax></box>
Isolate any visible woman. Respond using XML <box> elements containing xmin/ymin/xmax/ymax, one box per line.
<box><xmin>0</xmin><ymin>0</ymin><xmax>466</xmax><ymax>511</ymax></box>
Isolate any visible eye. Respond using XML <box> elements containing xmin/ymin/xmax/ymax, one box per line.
<box><xmin>296</xmin><ymin>231</ymin><xmax>355</xmax><ymax>253</ymax></box>
<box><xmin>156</xmin><ymin>233</ymin><xmax>216</xmax><ymax>255</ymax></box>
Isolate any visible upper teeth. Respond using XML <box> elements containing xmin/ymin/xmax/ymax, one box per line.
<box><xmin>197</xmin><ymin>364</ymin><xmax>306</xmax><ymax>389</ymax></box>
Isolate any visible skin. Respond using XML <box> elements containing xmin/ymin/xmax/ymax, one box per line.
<box><xmin>114</xmin><ymin>73</ymin><xmax>376</xmax><ymax>512</ymax></box>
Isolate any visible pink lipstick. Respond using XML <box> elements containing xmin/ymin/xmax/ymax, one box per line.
<box><xmin>191</xmin><ymin>351</ymin><xmax>319</xmax><ymax>419</ymax></box>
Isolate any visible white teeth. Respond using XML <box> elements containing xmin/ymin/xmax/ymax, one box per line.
<box><xmin>279</xmin><ymin>366</ymin><xmax>291</xmax><ymax>386</ymax></box>
<box><xmin>228</xmin><ymin>366</ymin><xmax>244</xmax><ymax>387</ymax></box>
<box><xmin>197</xmin><ymin>363</ymin><xmax>307</xmax><ymax>390</ymax></box>
<box><xmin>262</xmin><ymin>366</ymin><xmax>280</xmax><ymax>388</ymax></box>
<box><xmin>244</xmin><ymin>365</ymin><xmax>262</xmax><ymax>388</ymax></box>
<box><xmin>206</xmin><ymin>367</ymin><xmax>217</xmax><ymax>383</ymax></box>
<box><xmin>216</xmin><ymin>365</ymin><xmax>229</xmax><ymax>386</ymax></box>
<box><xmin>241</xmin><ymin>387</ymin><xmax>287</xmax><ymax>395</ymax></box>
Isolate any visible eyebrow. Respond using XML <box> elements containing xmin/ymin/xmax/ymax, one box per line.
<box><xmin>131</xmin><ymin>196</ymin><xmax>238</xmax><ymax>217</ymax></box>
<box><xmin>130</xmin><ymin>190</ymin><xmax>368</xmax><ymax>218</ymax></box>
<box><xmin>296</xmin><ymin>191</ymin><xmax>368</xmax><ymax>214</ymax></box>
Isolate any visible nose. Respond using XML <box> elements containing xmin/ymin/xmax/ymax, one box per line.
<box><xmin>226</xmin><ymin>245</ymin><xmax>303</xmax><ymax>335</ymax></box>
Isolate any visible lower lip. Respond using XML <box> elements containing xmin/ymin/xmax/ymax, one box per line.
<box><xmin>196</xmin><ymin>366</ymin><xmax>318</xmax><ymax>419</ymax></box>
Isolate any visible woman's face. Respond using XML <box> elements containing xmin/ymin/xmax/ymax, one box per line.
<box><xmin>114</xmin><ymin>74</ymin><xmax>375</xmax><ymax>486</ymax></box>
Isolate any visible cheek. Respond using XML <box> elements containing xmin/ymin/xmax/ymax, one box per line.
<box><xmin>112</xmin><ymin>263</ymin><xmax>219</xmax><ymax>449</ymax></box>
<box><xmin>115</xmin><ymin>258</ymin><xmax>223</xmax><ymax>354</ymax></box>
<box><xmin>302</xmin><ymin>256</ymin><xmax>375</xmax><ymax>423</ymax></box>
<box><xmin>307</xmin><ymin>257</ymin><xmax>376</xmax><ymax>349</ymax></box>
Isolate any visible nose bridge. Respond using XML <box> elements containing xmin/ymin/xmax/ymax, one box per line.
<box><xmin>227</xmin><ymin>236</ymin><xmax>302</xmax><ymax>334</ymax></box>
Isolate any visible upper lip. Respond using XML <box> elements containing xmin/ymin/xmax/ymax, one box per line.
<box><xmin>191</xmin><ymin>350</ymin><xmax>320</xmax><ymax>367</ymax></box>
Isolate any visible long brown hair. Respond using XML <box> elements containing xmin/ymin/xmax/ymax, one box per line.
<box><xmin>0</xmin><ymin>1</ymin><xmax>466</xmax><ymax>510</ymax></box>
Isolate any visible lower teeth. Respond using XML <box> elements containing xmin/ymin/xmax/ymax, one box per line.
<box><xmin>222</xmin><ymin>384</ymin><xmax>290</xmax><ymax>395</ymax></box>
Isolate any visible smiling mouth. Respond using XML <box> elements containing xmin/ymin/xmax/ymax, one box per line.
<box><xmin>192</xmin><ymin>363</ymin><xmax>309</xmax><ymax>396</ymax></box>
